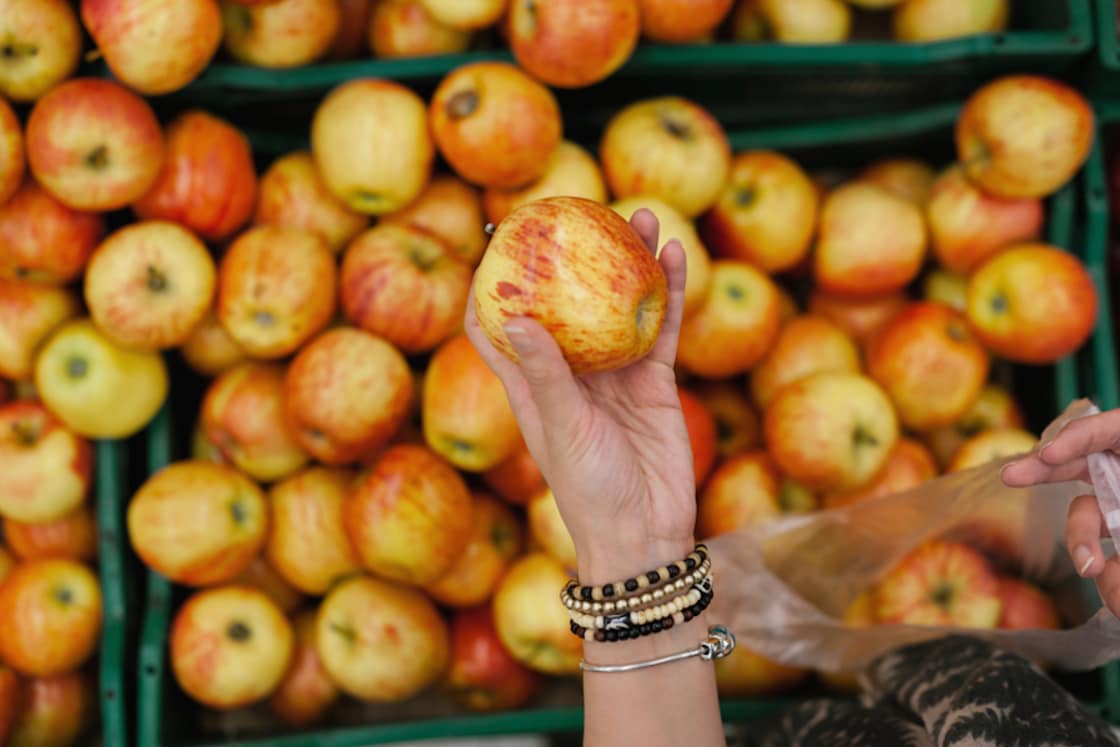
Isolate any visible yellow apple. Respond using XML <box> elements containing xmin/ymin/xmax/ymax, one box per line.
<box><xmin>492</xmin><ymin>553</ymin><xmax>582</xmax><ymax>675</ymax></box>
<box><xmin>948</xmin><ymin>427</ymin><xmax>1037</xmax><ymax>473</ymax></box>
<box><xmin>0</xmin><ymin>400</ymin><xmax>91</xmax><ymax>524</ymax></box>
<box><xmin>419</xmin><ymin>0</ymin><xmax>506</xmax><ymax>29</ymax></box>
<box><xmin>894</xmin><ymin>0</ymin><xmax>1008</xmax><ymax>42</ymax></box>
<box><xmin>221</xmin><ymin>0</ymin><xmax>341</xmax><ymax>68</ymax></box>
<box><xmin>485</xmin><ymin>141</ymin><xmax>608</xmax><ymax>226</ymax></box>
<box><xmin>0</xmin><ymin>278</ymin><xmax>80</xmax><ymax>381</ymax></box>
<box><xmin>527</xmin><ymin>487</ymin><xmax>577</xmax><ymax>571</ymax></box>
<box><xmin>0</xmin><ymin>0</ymin><xmax>83</xmax><ymax>102</ymax></box>
<box><xmin>761</xmin><ymin>0</ymin><xmax>851</xmax><ymax>42</ymax></box>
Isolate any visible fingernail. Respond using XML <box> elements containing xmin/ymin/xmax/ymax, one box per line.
<box><xmin>1074</xmin><ymin>545</ymin><xmax>1095</xmax><ymax>576</ymax></box>
<box><xmin>503</xmin><ymin>324</ymin><xmax>532</xmax><ymax>352</ymax></box>
<box><xmin>1037</xmin><ymin>439</ymin><xmax>1054</xmax><ymax>458</ymax></box>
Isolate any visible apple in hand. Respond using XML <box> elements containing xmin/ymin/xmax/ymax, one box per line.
<box><xmin>957</xmin><ymin>75</ymin><xmax>1093</xmax><ymax>199</ymax></box>
<box><xmin>0</xmin><ymin>558</ymin><xmax>101</xmax><ymax>675</ymax></box>
<box><xmin>200</xmin><ymin>362</ymin><xmax>310</xmax><ymax>482</ymax></box>
<box><xmin>443</xmin><ymin>604</ymin><xmax>540</xmax><ymax>712</ymax></box>
<box><xmin>34</xmin><ymin>318</ymin><xmax>168</xmax><ymax>439</ymax></box>
<box><xmin>601</xmin><ymin>96</ymin><xmax>730</xmax><ymax>217</ymax></box>
<box><xmin>254</xmin><ymin>151</ymin><xmax>369</xmax><ymax>254</ymax></box>
<box><xmin>824</xmin><ymin>437</ymin><xmax>938</xmax><ymax>510</ymax></box>
<box><xmin>701</xmin><ymin>149</ymin><xmax>819</xmax><ymax>273</ymax></box>
<box><xmin>345</xmin><ymin>444</ymin><xmax>472</xmax><ymax>586</ymax></box>
<box><xmin>639</xmin><ymin>0</ymin><xmax>733</xmax><ymax>42</ymax></box>
<box><xmin>509</xmin><ymin>0</ymin><xmax>639</xmax><ymax>87</ymax></box>
<box><xmin>760</xmin><ymin>0</ymin><xmax>851</xmax><ymax>43</ymax></box>
<box><xmin>427</xmin><ymin>492</ymin><xmax>523</xmax><ymax>607</ymax></box>
<box><xmin>368</xmin><ymin>0</ymin><xmax>470</xmax><ymax>59</ymax></box>
<box><xmin>750</xmin><ymin>314</ymin><xmax>860</xmax><ymax>411</ymax></box>
<box><xmin>180</xmin><ymin>312</ymin><xmax>247</xmax><ymax>377</ymax></box>
<box><xmin>384</xmin><ymin>174</ymin><xmax>488</xmax><ymax>266</ymax></box>
<box><xmin>313</xmin><ymin>78</ymin><xmax>433</xmax><ymax>214</ymax></box>
<box><xmin>0</xmin><ymin>178</ymin><xmax>104</xmax><ymax>285</ymax></box>
<box><xmin>266</xmin><ymin>467</ymin><xmax>361</xmax><ymax>596</ymax></box>
<box><xmin>808</xmin><ymin>290</ymin><xmax>906</xmax><ymax>349</ymax></box>
<box><xmin>84</xmin><ymin>221</ymin><xmax>217</xmax><ymax>351</ymax></box>
<box><xmin>269</xmin><ymin>608</ymin><xmax>339</xmax><ymax>727</ymax></box>
<box><xmin>814</xmin><ymin>183</ymin><xmax>927</xmax><ymax>297</ymax></box>
<box><xmin>221</xmin><ymin>0</ymin><xmax>341</xmax><ymax>68</ymax></box>
<box><xmin>894</xmin><ymin>0</ymin><xmax>1008</xmax><ymax>43</ymax></box>
<box><xmin>0</xmin><ymin>0</ymin><xmax>82</xmax><ymax>102</ymax></box>
<box><xmin>948</xmin><ymin>427</ymin><xmax>1037</xmax><ymax>473</ymax></box>
<box><xmin>527</xmin><ymin>487</ymin><xmax>577</xmax><ymax>570</ymax></box>
<box><xmin>485</xmin><ymin>141</ymin><xmax>607</xmax><ymax>228</ymax></box>
<box><xmin>81</xmin><ymin>0</ymin><xmax>222</xmax><ymax>95</ymax></box>
<box><xmin>284</xmin><ymin>327</ymin><xmax>413</xmax><ymax>465</ymax></box>
<box><xmin>765</xmin><ymin>372</ymin><xmax>899</xmax><ymax>492</ymax></box>
<box><xmin>967</xmin><ymin>243</ymin><xmax>1096</xmax><ymax>364</ymax></box>
<box><xmin>7</xmin><ymin>672</ymin><xmax>92</xmax><ymax>747</ymax></box>
<box><xmin>341</xmin><ymin>224</ymin><xmax>471</xmax><ymax>354</ymax></box>
<box><xmin>430</xmin><ymin>62</ymin><xmax>561</xmax><ymax>189</ymax></box>
<box><xmin>610</xmin><ymin>195</ymin><xmax>712</xmax><ymax>316</ymax></box>
<box><xmin>493</xmin><ymin>553</ymin><xmax>582</xmax><ymax>674</ymax></box>
<box><xmin>0</xmin><ymin>400</ymin><xmax>90</xmax><ymax>524</ymax></box>
<box><xmin>474</xmin><ymin>196</ymin><xmax>668</xmax><ymax>375</ymax></box>
<box><xmin>4</xmin><ymin>504</ymin><xmax>97</xmax><ymax>561</ymax></box>
<box><xmin>127</xmin><ymin>460</ymin><xmax>267</xmax><ymax>586</ymax></box>
<box><xmin>715</xmin><ymin>642</ymin><xmax>807</xmax><ymax>697</ymax></box>
<box><xmin>0</xmin><ymin>97</ymin><xmax>23</xmax><ymax>205</ymax></box>
<box><xmin>860</xmin><ymin>157</ymin><xmax>935</xmax><ymax>206</ymax></box>
<box><xmin>697</xmin><ymin>451</ymin><xmax>782</xmax><ymax>539</ymax></box>
<box><xmin>133</xmin><ymin>111</ymin><xmax>256</xmax><ymax>242</ymax></box>
<box><xmin>26</xmin><ymin>78</ymin><xmax>165</xmax><ymax>212</ymax></box>
<box><xmin>482</xmin><ymin>435</ymin><xmax>546</xmax><ymax>507</ymax></box>
<box><xmin>867</xmin><ymin>302</ymin><xmax>989</xmax><ymax>431</ymax></box>
<box><xmin>423</xmin><ymin>334</ymin><xmax>520</xmax><ymax>472</ymax></box>
<box><xmin>996</xmin><ymin>576</ymin><xmax>1060</xmax><ymax>630</ymax></box>
<box><xmin>171</xmin><ymin>585</ymin><xmax>294</xmax><ymax>709</ymax></box>
<box><xmin>0</xmin><ymin>279</ymin><xmax>79</xmax><ymax>381</ymax></box>
<box><xmin>924</xmin><ymin>384</ymin><xmax>1025</xmax><ymax>469</ymax></box>
<box><xmin>420</xmin><ymin>0</ymin><xmax>508</xmax><ymax>29</ymax></box>
<box><xmin>676</xmin><ymin>260</ymin><xmax>780</xmax><ymax>378</ymax></box>
<box><xmin>231</xmin><ymin>556</ymin><xmax>304</xmax><ymax>615</ymax></box>
<box><xmin>694</xmin><ymin>382</ymin><xmax>762</xmax><ymax>458</ymax></box>
<box><xmin>217</xmin><ymin>226</ymin><xmax>337</xmax><ymax>359</ymax></box>
<box><xmin>317</xmin><ymin>574</ymin><xmax>449</xmax><ymax>701</ymax></box>
<box><xmin>873</xmin><ymin>540</ymin><xmax>1001</xmax><ymax>628</ymax></box>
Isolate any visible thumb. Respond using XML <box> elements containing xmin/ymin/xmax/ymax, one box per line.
<box><xmin>503</xmin><ymin>317</ymin><xmax>588</xmax><ymax>439</ymax></box>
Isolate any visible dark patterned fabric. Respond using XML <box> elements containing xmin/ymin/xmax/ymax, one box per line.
<box><xmin>742</xmin><ymin>636</ymin><xmax>1118</xmax><ymax>747</ymax></box>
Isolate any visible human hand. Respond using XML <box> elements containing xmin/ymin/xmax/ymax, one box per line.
<box><xmin>1002</xmin><ymin>408</ymin><xmax>1120</xmax><ymax>615</ymax></box>
<box><xmin>464</xmin><ymin>209</ymin><xmax>695</xmax><ymax>585</ymax></box>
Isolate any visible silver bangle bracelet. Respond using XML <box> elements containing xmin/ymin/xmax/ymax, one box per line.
<box><xmin>578</xmin><ymin>626</ymin><xmax>737</xmax><ymax>674</ymax></box>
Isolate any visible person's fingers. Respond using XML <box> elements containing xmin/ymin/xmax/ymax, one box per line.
<box><xmin>1094</xmin><ymin>558</ymin><xmax>1120</xmax><ymax>618</ymax></box>
<box><xmin>1001</xmin><ymin>454</ymin><xmax>1089</xmax><ymax>487</ymax></box>
<box><xmin>629</xmin><ymin>208</ymin><xmax>661</xmax><ymax>256</ymax></box>
<box><xmin>647</xmin><ymin>239</ymin><xmax>688</xmax><ymax>369</ymax></box>
<box><xmin>1039</xmin><ymin>409</ymin><xmax>1120</xmax><ymax>466</ymax></box>
<box><xmin>1066</xmin><ymin>493</ymin><xmax>1105</xmax><ymax>578</ymax></box>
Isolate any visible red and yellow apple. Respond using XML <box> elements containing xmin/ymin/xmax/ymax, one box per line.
<box><xmin>697</xmin><ymin>451</ymin><xmax>782</xmax><ymax>539</ymax></box>
<box><xmin>0</xmin><ymin>97</ymin><xmax>23</xmax><ymax>205</ymax></box>
<box><xmin>873</xmin><ymin>540</ymin><xmax>1002</xmax><ymax>628</ymax></box>
<box><xmin>482</xmin><ymin>435</ymin><xmax>545</xmax><ymax>506</ymax></box>
<box><xmin>493</xmin><ymin>553</ymin><xmax>582</xmax><ymax>674</ymax></box>
<box><xmin>0</xmin><ymin>0</ymin><xmax>83</xmax><ymax>102</ymax></box>
<box><xmin>823</xmin><ymin>437</ymin><xmax>938</xmax><ymax>510</ymax></box>
<box><xmin>948</xmin><ymin>427</ymin><xmax>1037</xmax><ymax>473</ymax></box>
<box><xmin>860</xmin><ymin>157</ymin><xmax>935</xmax><ymax>206</ymax></box>
<box><xmin>221</xmin><ymin>0</ymin><xmax>341</xmax><ymax>68</ymax></box>
<box><xmin>4</xmin><ymin>504</ymin><xmax>97</xmax><ymax>561</ymax></box>
<box><xmin>269</xmin><ymin>608</ymin><xmax>339</xmax><ymax>727</ymax></box>
<box><xmin>383</xmin><ymin>174</ymin><xmax>488</xmax><ymax>266</ymax></box>
<box><xmin>509</xmin><ymin>0</ymin><xmax>639</xmax><ymax>87</ymax></box>
<box><xmin>639</xmin><ymin>0</ymin><xmax>733</xmax><ymax>42</ymax></box>
<box><xmin>427</xmin><ymin>492</ymin><xmax>523</xmax><ymax>607</ymax></box>
<box><xmin>7</xmin><ymin>672</ymin><xmax>91</xmax><ymax>747</ymax></box>
<box><xmin>750</xmin><ymin>314</ymin><xmax>861</xmax><ymax>411</ymax></box>
<box><xmin>0</xmin><ymin>279</ymin><xmax>79</xmax><ymax>381</ymax></box>
<box><xmin>808</xmin><ymin>290</ymin><xmax>907</xmax><ymax>349</ymax></box>
<box><xmin>442</xmin><ymin>604</ymin><xmax>541</xmax><ymax>712</ymax></box>
<box><xmin>0</xmin><ymin>178</ymin><xmax>104</xmax><ymax>285</ymax></box>
<box><xmin>924</xmin><ymin>384</ymin><xmax>1025</xmax><ymax>469</ymax></box>
<box><xmin>127</xmin><ymin>460</ymin><xmax>268</xmax><ymax>586</ymax></box>
<box><xmin>485</xmin><ymin>141</ymin><xmax>608</xmax><ymax>227</ymax></box>
<box><xmin>368</xmin><ymin>0</ymin><xmax>470</xmax><ymax>58</ymax></box>
<box><xmin>693</xmin><ymin>382</ymin><xmax>762</xmax><ymax>457</ymax></box>
<box><xmin>179</xmin><ymin>311</ymin><xmax>247</xmax><ymax>377</ymax></box>
<box><xmin>996</xmin><ymin>576</ymin><xmax>1060</xmax><ymax>630</ymax></box>
<box><xmin>894</xmin><ymin>0</ymin><xmax>1009</xmax><ymax>43</ymax></box>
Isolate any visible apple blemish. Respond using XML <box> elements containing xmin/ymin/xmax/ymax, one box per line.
<box><xmin>446</xmin><ymin>89</ymin><xmax>479</xmax><ymax>120</ymax></box>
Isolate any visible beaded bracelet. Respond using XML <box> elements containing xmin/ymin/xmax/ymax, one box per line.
<box><xmin>565</xmin><ymin>571</ymin><xmax>712</xmax><ymax>628</ymax></box>
<box><xmin>569</xmin><ymin>588</ymin><xmax>714</xmax><ymax>642</ymax></box>
<box><xmin>563</xmin><ymin>544</ymin><xmax>709</xmax><ymax>603</ymax></box>
<box><xmin>560</xmin><ymin>556</ymin><xmax>712</xmax><ymax>615</ymax></box>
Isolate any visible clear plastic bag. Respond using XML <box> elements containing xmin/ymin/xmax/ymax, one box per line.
<box><xmin>709</xmin><ymin>398</ymin><xmax>1120</xmax><ymax>674</ymax></box>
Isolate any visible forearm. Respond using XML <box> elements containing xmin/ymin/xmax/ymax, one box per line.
<box><xmin>577</xmin><ymin>540</ymin><xmax>726</xmax><ymax>747</ymax></box>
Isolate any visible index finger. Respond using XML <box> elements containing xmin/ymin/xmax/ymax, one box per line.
<box><xmin>1040</xmin><ymin>409</ymin><xmax>1120</xmax><ymax>466</ymax></box>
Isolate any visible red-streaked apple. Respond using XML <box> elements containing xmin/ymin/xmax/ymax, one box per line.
<box><xmin>266</xmin><ymin>466</ymin><xmax>361</xmax><ymax>595</ymax></box>
<box><xmin>442</xmin><ymin>604</ymin><xmax>540</xmax><ymax>712</ymax></box>
<box><xmin>948</xmin><ymin>427</ymin><xmax>1036</xmax><ymax>473</ymax></box>
<box><xmin>221</xmin><ymin>0</ymin><xmax>341</xmax><ymax>67</ymax></box>
<box><xmin>0</xmin><ymin>178</ymin><xmax>104</xmax><ymax>285</ymax></box>
<box><xmin>639</xmin><ymin>0</ymin><xmax>733</xmax><ymax>42</ymax></box>
<box><xmin>34</xmin><ymin>318</ymin><xmax>168</xmax><ymax>439</ymax></box>
<box><xmin>509</xmin><ymin>0</ymin><xmax>639</xmax><ymax>87</ymax></box>
<box><xmin>493</xmin><ymin>552</ymin><xmax>582</xmax><ymax>674</ymax></box>
<box><xmin>823</xmin><ymin>437</ymin><xmax>938</xmax><ymax>510</ymax></box>
<box><xmin>316</xmin><ymin>574</ymin><xmax>449</xmax><ymax>701</ymax></box>
<box><xmin>340</xmin><ymin>223</ymin><xmax>471</xmax><ymax>355</ymax></box>
<box><xmin>170</xmin><ymin>585</ymin><xmax>294</xmax><ymax>709</ymax></box>
<box><xmin>957</xmin><ymin>75</ymin><xmax>1092</xmax><ymax>199</ymax></box>
<box><xmin>200</xmin><ymin>362</ymin><xmax>310</xmax><ymax>482</ymax></box>
<box><xmin>419</xmin><ymin>0</ymin><xmax>507</xmax><ymax>29</ymax></box>
<box><xmin>0</xmin><ymin>558</ymin><xmax>101</xmax><ymax>675</ymax></box>
<box><xmin>676</xmin><ymin>260</ymin><xmax>780</xmax><ymax>378</ymax></box>
<box><xmin>0</xmin><ymin>279</ymin><xmax>79</xmax><ymax>381</ymax></box>
<box><xmin>283</xmin><ymin>327</ymin><xmax>413</xmax><ymax>465</ymax></box>
<box><xmin>427</xmin><ymin>492</ymin><xmax>522</xmax><ymax>607</ymax></box>
<box><xmin>473</xmin><ymin>196</ymin><xmax>668</xmax><ymax>375</ymax></box>
<box><xmin>702</xmin><ymin>149</ymin><xmax>818</xmax><ymax>273</ymax></box>
<box><xmin>0</xmin><ymin>0</ymin><xmax>83</xmax><ymax>103</ymax></box>
<box><xmin>967</xmin><ymin>243</ymin><xmax>1097</xmax><ymax>364</ymax></box>
<box><xmin>924</xmin><ymin>383</ymin><xmax>1025</xmax><ymax>469</ymax></box>
<box><xmin>368</xmin><ymin>0</ymin><xmax>470</xmax><ymax>58</ymax></box>
<box><xmin>254</xmin><ymin>151</ymin><xmax>370</xmax><ymax>254</ymax></box>
<box><xmin>859</xmin><ymin>157</ymin><xmax>934</xmax><ymax>205</ymax></box>
<box><xmin>383</xmin><ymin>174</ymin><xmax>488</xmax><ymax>266</ymax></box>
<box><xmin>697</xmin><ymin>451</ymin><xmax>782</xmax><ymax>539</ymax></box>
<box><xmin>127</xmin><ymin>460</ymin><xmax>268</xmax><ymax>586</ymax></box>
<box><xmin>7</xmin><ymin>672</ymin><xmax>91</xmax><ymax>747</ymax></box>
<box><xmin>0</xmin><ymin>97</ymin><xmax>23</xmax><ymax>204</ymax></box>
<box><xmin>269</xmin><ymin>608</ymin><xmax>339</xmax><ymax>727</ymax></box>
<box><xmin>0</xmin><ymin>400</ymin><xmax>90</xmax><ymax>524</ymax></box>
<box><xmin>482</xmin><ymin>435</ymin><xmax>545</xmax><ymax>507</ymax></box>
<box><xmin>750</xmin><ymin>314</ymin><xmax>860</xmax><ymax>411</ymax></box>
<box><xmin>216</xmin><ymin>225</ymin><xmax>337</xmax><ymax>359</ymax></box>
<box><xmin>808</xmin><ymin>290</ymin><xmax>907</xmax><ymax>349</ymax></box>
<box><xmin>83</xmin><ymin>221</ymin><xmax>216</xmax><ymax>351</ymax></box>
<box><xmin>81</xmin><ymin>0</ymin><xmax>222</xmax><ymax>95</ymax></box>
<box><xmin>180</xmin><ymin>311</ymin><xmax>247</xmax><ymax>377</ymax></box>
<box><xmin>693</xmin><ymin>382</ymin><xmax>762</xmax><ymax>457</ymax></box>
<box><xmin>600</xmin><ymin>96</ymin><xmax>729</xmax><ymax>217</ymax></box>
<box><xmin>4</xmin><ymin>504</ymin><xmax>97</xmax><ymax>561</ymax></box>
<box><xmin>312</xmin><ymin>78</ymin><xmax>433</xmax><ymax>214</ymax></box>
<box><xmin>873</xmin><ymin>540</ymin><xmax>1001</xmax><ymax>628</ymax></box>
<box><xmin>996</xmin><ymin>576</ymin><xmax>1060</xmax><ymax>630</ymax></box>
<box><xmin>25</xmin><ymin>78</ymin><xmax>165</xmax><ymax>211</ymax></box>
<box><xmin>761</xmin><ymin>0</ymin><xmax>851</xmax><ymax>42</ymax></box>
<box><xmin>814</xmin><ymin>182</ymin><xmax>926</xmax><ymax>297</ymax></box>
<box><xmin>894</xmin><ymin>0</ymin><xmax>1008</xmax><ymax>43</ymax></box>
<box><xmin>765</xmin><ymin>372</ymin><xmax>899</xmax><ymax>492</ymax></box>
<box><xmin>485</xmin><ymin>140</ymin><xmax>607</xmax><ymax>228</ymax></box>
<box><xmin>430</xmin><ymin>62</ymin><xmax>561</xmax><ymax>189</ymax></box>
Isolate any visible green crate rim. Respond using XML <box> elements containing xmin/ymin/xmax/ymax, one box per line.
<box><xmin>97</xmin><ymin>439</ymin><xmax>129</xmax><ymax>747</ymax></box>
<box><xmin>160</xmin><ymin>0</ymin><xmax>1091</xmax><ymax>94</ymax></box>
<box><xmin>1097</xmin><ymin>0</ymin><xmax>1120</xmax><ymax>72</ymax></box>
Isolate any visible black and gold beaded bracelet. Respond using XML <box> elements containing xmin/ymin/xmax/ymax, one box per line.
<box><xmin>569</xmin><ymin>588</ymin><xmax>715</xmax><ymax>643</ymax></box>
<box><xmin>568</xmin><ymin>577</ymin><xmax>712</xmax><ymax>631</ymax></box>
<box><xmin>560</xmin><ymin>544</ymin><xmax>709</xmax><ymax>605</ymax></box>
<box><xmin>561</xmin><ymin>559</ymin><xmax>711</xmax><ymax>617</ymax></box>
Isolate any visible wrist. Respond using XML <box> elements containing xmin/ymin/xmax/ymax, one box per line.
<box><xmin>576</xmin><ymin>536</ymin><xmax>697</xmax><ymax>587</ymax></box>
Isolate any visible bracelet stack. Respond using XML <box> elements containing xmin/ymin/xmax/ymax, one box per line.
<box><xmin>560</xmin><ymin>544</ymin><xmax>714</xmax><ymax>643</ymax></box>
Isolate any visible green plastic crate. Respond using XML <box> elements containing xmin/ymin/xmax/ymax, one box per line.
<box><xmin>1092</xmin><ymin>0</ymin><xmax>1120</xmax><ymax>96</ymax></box>
<box><xmin>135</xmin><ymin>102</ymin><xmax>1114</xmax><ymax>745</ymax></box>
<box><xmin>145</xmin><ymin>1</ymin><xmax>1090</xmax><ymax>135</ymax></box>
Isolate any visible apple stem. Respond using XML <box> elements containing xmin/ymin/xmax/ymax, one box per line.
<box><xmin>84</xmin><ymin>145</ymin><xmax>109</xmax><ymax>171</ymax></box>
<box><xmin>53</xmin><ymin>587</ymin><xmax>74</xmax><ymax>605</ymax></box>
<box><xmin>10</xmin><ymin>421</ymin><xmax>39</xmax><ymax>446</ymax></box>
<box><xmin>659</xmin><ymin>113</ymin><xmax>690</xmax><ymax>140</ymax></box>
<box><xmin>446</xmin><ymin>90</ymin><xmax>480</xmax><ymax>120</ymax></box>
<box><xmin>146</xmin><ymin>266</ymin><xmax>168</xmax><ymax>293</ymax></box>
<box><xmin>227</xmin><ymin>621</ymin><xmax>251</xmax><ymax>642</ymax></box>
